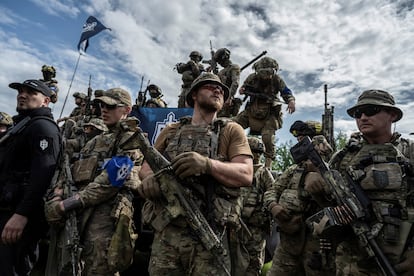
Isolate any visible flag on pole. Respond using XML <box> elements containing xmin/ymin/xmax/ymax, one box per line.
<box><xmin>77</xmin><ymin>16</ymin><xmax>111</xmax><ymax>53</ymax></box>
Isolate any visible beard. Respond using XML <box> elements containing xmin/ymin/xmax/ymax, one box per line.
<box><xmin>198</xmin><ymin>98</ymin><xmax>223</xmax><ymax>112</ymax></box>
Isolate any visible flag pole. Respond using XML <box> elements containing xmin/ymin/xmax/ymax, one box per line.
<box><xmin>58</xmin><ymin>52</ymin><xmax>82</xmax><ymax>119</ymax></box>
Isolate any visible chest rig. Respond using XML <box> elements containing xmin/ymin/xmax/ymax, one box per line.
<box><xmin>164</xmin><ymin>117</ymin><xmax>242</xmax><ymax>229</ymax></box>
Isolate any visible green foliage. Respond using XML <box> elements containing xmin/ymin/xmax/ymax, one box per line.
<box><xmin>335</xmin><ymin>130</ymin><xmax>348</xmax><ymax>150</ymax></box>
<box><xmin>272</xmin><ymin>140</ymin><xmax>295</xmax><ymax>173</ymax></box>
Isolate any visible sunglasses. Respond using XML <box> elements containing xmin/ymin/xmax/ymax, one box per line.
<box><xmin>353</xmin><ymin>106</ymin><xmax>383</xmax><ymax>119</ymax></box>
<box><xmin>99</xmin><ymin>102</ymin><xmax>125</xmax><ymax>110</ymax></box>
<box><xmin>201</xmin><ymin>84</ymin><xmax>224</xmax><ymax>94</ymax></box>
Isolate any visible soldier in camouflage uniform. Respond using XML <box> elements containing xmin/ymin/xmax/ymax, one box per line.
<box><xmin>306</xmin><ymin>89</ymin><xmax>414</xmax><ymax>275</ymax></box>
<box><xmin>45</xmin><ymin>88</ymin><xmax>143</xmax><ymax>275</ymax></box>
<box><xmin>233</xmin><ymin>57</ymin><xmax>296</xmax><ymax>168</ymax></box>
<box><xmin>175</xmin><ymin>51</ymin><xmax>205</xmax><ymax>107</ymax></box>
<box><xmin>138</xmin><ymin>72</ymin><xmax>253</xmax><ymax>275</ymax></box>
<box><xmin>144</xmin><ymin>84</ymin><xmax>167</xmax><ymax>108</ymax></box>
<box><xmin>0</xmin><ymin>111</ymin><xmax>13</xmax><ymax>138</ymax></box>
<box><xmin>214</xmin><ymin>48</ymin><xmax>242</xmax><ymax>118</ymax></box>
<box><xmin>267</xmin><ymin>120</ymin><xmax>334</xmax><ymax>276</ymax></box>
<box><xmin>239</xmin><ymin>136</ymin><xmax>275</xmax><ymax>275</ymax></box>
<box><xmin>40</xmin><ymin>65</ymin><xmax>59</xmax><ymax>103</ymax></box>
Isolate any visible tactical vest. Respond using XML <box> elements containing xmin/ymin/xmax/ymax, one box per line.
<box><xmin>338</xmin><ymin>141</ymin><xmax>414</xmax><ymax>263</ymax></box>
<box><xmin>164</xmin><ymin>117</ymin><xmax>243</xmax><ymax>229</ymax></box>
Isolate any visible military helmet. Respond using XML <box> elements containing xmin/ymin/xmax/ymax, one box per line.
<box><xmin>0</xmin><ymin>112</ymin><xmax>13</xmax><ymax>126</ymax></box>
<box><xmin>147</xmin><ymin>84</ymin><xmax>162</xmax><ymax>98</ymax></box>
<box><xmin>290</xmin><ymin>120</ymin><xmax>322</xmax><ymax>138</ymax></box>
<box><xmin>214</xmin><ymin>48</ymin><xmax>231</xmax><ymax>62</ymax></box>
<box><xmin>187</xmin><ymin>72</ymin><xmax>229</xmax><ymax>107</ymax></box>
<box><xmin>189</xmin><ymin>51</ymin><xmax>203</xmax><ymax>61</ymax></box>
<box><xmin>41</xmin><ymin>65</ymin><xmax>56</xmax><ymax>77</ymax></box>
<box><xmin>253</xmin><ymin>57</ymin><xmax>279</xmax><ymax>71</ymax></box>
<box><xmin>248</xmin><ymin>136</ymin><xmax>265</xmax><ymax>154</ymax></box>
<box><xmin>83</xmin><ymin>118</ymin><xmax>108</xmax><ymax>132</ymax></box>
<box><xmin>94</xmin><ymin>89</ymin><xmax>105</xmax><ymax>98</ymax></box>
<box><xmin>73</xmin><ymin>92</ymin><xmax>88</xmax><ymax>100</ymax></box>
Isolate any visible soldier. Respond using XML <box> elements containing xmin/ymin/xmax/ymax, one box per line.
<box><xmin>138</xmin><ymin>72</ymin><xmax>253</xmax><ymax>275</ymax></box>
<box><xmin>233</xmin><ymin>56</ymin><xmax>296</xmax><ymax>168</ymax></box>
<box><xmin>175</xmin><ymin>50</ymin><xmax>205</xmax><ymax>107</ymax></box>
<box><xmin>0</xmin><ymin>79</ymin><xmax>61</xmax><ymax>275</ymax></box>
<box><xmin>144</xmin><ymin>84</ymin><xmax>167</xmax><ymax>108</ymax></box>
<box><xmin>40</xmin><ymin>65</ymin><xmax>59</xmax><ymax>104</ymax></box>
<box><xmin>239</xmin><ymin>136</ymin><xmax>275</xmax><ymax>275</ymax></box>
<box><xmin>44</xmin><ymin>88</ymin><xmax>143</xmax><ymax>275</ymax></box>
<box><xmin>214</xmin><ymin>48</ymin><xmax>242</xmax><ymax>118</ymax></box>
<box><xmin>0</xmin><ymin>111</ymin><xmax>13</xmax><ymax>138</ymax></box>
<box><xmin>267</xmin><ymin>120</ymin><xmax>334</xmax><ymax>276</ymax></box>
<box><xmin>305</xmin><ymin>90</ymin><xmax>414</xmax><ymax>275</ymax></box>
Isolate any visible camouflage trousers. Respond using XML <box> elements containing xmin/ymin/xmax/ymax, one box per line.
<box><xmin>149</xmin><ymin>222</ymin><xmax>231</xmax><ymax>276</ymax></box>
<box><xmin>178</xmin><ymin>87</ymin><xmax>190</xmax><ymax>108</ymax></box>
<box><xmin>267</xmin><ymin>228</ymin><xmax>335</xmax><ymax>276</ymax></box>
<box><xmin>240</xmin><ymin>225</ymin><xmax>267</xmax><ymax>276</ymax></box>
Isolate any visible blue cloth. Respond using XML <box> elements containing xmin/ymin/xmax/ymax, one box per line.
<box><xmin>103</xmin><ymin>156</ymin><xmax>133</xmax><ymax>187</ymax></box>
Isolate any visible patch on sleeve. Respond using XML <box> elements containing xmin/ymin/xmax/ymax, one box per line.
<box><xmin>35</xmin><ymin>136</ymin><xmax>54</xmax><ymax>154</ymax></box>
<box><xmin>103</xmin><ymin>156</ymin><xmax>134</xmax><ymax>188</ymax></box>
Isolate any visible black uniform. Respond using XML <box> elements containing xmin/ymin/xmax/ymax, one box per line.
<box><xmin>0</xmin><ymin>107</ymin><xmax>61</xmax><ymax>275</ymax></box>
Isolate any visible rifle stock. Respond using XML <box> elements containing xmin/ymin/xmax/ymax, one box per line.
<box><xmin>128</xmin><ymin>129</ymin><xmax>230</xmax><ymax>276</ymax></box>
<box><xmin>290</xmin><ymin>136</ymin><xmax>397</xmax><ymax>276</ymax></box>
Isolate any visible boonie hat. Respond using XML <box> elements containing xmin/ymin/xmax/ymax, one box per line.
<box><xmin>347</xmin><ymin>89</ymin><xmax>403</xmax><ymax>122</ymax></box>
<box><xmin>187</xmin><ymin>72</ymin><xmax>229</xmax><ymax>107</ymax></box>
<box><xmin>83</xmin><ymin>118</ymin><xmax>108</xmax><ymax>132</ymax></box>
<box><xmin>95</xmin><ymin>88</ymin><xmax>132</xmax><ymax>107</ymax></box>
<box><xmin>9</xmin><ymin>79</ymin><xmax>53</xmax><ymax>97</ymax></box>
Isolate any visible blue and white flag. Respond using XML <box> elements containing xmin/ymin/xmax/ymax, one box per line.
<box><xmin>77</xmin><ymin>16</ymin><xmax>111</xmax><ymax>53</ymax></box>
<box><xmin>130</xmin><ymin>107</ymin><xmax>193</xmax><ymax>145</ymax></box>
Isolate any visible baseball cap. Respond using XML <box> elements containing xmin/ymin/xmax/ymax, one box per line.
<box><xmin>9</xmin><ymin>79</ymin><xmax>53</xmax><ymax>97</ymax></box>
<box><xmin>347</xmin><ymin>89</ymin><xmax>403</xmax><ymax>122</ymax></box>
<box><xmin>95</xmin><ymin>88</ymin><xmax>132</xmax><ymax>107</ymax></box>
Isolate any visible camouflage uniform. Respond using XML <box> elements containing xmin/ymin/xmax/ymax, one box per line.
<box><xmin>323</xmin><ymin>90</ymin><xmax>414</xmax><ymax>275</ymax></box>
<box><xmin>268</xmin><ymin>121</ymin><xmax>335</xmax><ymax>276</ymax></box>
<box><xmin>40</xmin><ymin>65</ymin><xmax>59</xmax><ymax>103</ymax></box>
<box><xmin>239</xmin><ymin>137</ymin><xmax>275</xmax><ymax>276</ymax></box>
<box><xmin>176</xmin><ymin>51</ymin><xmax>204</xmax><ymax>107</ymax></box>
<box><xmin>0</xmin><ymin>111</ymin><xmax>13</xmax><ymax>138</ymax></box>
<box><xmin>233</xmin><ymin>57</ymin><xmax>295</xmax><ymax>167</ymax></box>
<box><xmin>45</xmin><ymin>88</ymin><xmax>143</xmax><ymax>276</ymax></box>
<box><xmin>215</xmin><ymin>48</ymin><xmax>242</xmax><ymax>118</ymax></box>
<box><xmin>144</xmin><ymin>84</ymin><xmax>167</xmax><ymax>108</ymax></box>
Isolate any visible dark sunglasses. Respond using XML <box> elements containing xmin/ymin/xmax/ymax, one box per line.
<box><xmin>201</xmin><ymin>84</ymin><xmax>224</xmax><ymax>94</ymax></box>
<box><xmin>353</xmin><ymin>106</ymin><xmax>382</xmax><ymax>119</ymax></box>
<box><xmin>99</xmin><ymin>102</ymin><xmax>125</xmax><ymax>110</ymax></box>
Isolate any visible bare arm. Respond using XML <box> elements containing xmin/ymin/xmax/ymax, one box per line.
<box><xmin>209</xmin><ymin>154</ymin><xmax>253</xmax><ymax>187</ymax></box>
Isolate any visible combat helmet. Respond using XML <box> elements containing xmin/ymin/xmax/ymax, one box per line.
<box><xmin>73</xmin><ymin>92</ymin><xmax>88</xmax><ymax>100</ymax></box>
<box><xmin>290</xmin><ymin>120</ymin><xmax>322</xmax><ymax>138</ymax></box>
<box><xmin>253</xmin><ymin>57</ymin><xmax>279</xmax><ymax>71</ymax></box>
<box><xmin>187</xmin><ymin>72</ymin><xmax>229</xmax><ymax>107</ymax></box>
<box><xmin>147</xmin><ymin>84</ymin><xmax>162</xmax><ymax>98</ymax></box>
<box><xmin>248</xmin><ymin>136</ymin><xmax>265</xmax><ymax>154</ymax></box>
<box><xmin>214</xmin><ymin>48</ymin><xmax>231</xmax><ymax>62</ymax></box>
<box><xmin>41</xmin><ymin>65</ymin><xmax>56</xmax><ymax>78</ymax></box>
<box><xmin>0</xmin><ymin>112</ymin><xmax>13</xmax><ymax>126</ymax></box>
<box><xmin>189</xmin><ymin>51</ymin><xmax>203</xmax><ymax>61</ymax></box>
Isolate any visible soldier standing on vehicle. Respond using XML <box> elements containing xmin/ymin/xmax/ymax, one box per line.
<box><xmin>267</xmin><ymin>120</ymin><xmax>335</xmax><ymax>276</ymax></box>
<box><xmin>144</xmin><ymin>84</ymin><xmax>167</xmax><ymax>108</ymax></box>
<box><xmin>138</xmin><ymin>72</ymin><xmax>253</xmax><ymax>275</ymax></box>
<box><xmin>214</xmin><ymin>48</ymin><xmax>242</xmax><ymax>118</ymax></box>
<box><xmin>40</xmin><ymin>65</ymin><xmax>59</xmax><ymax>104</ymax></box>
<box><xmin>304</xmin><ymin>90</ymin><xmax>414</xmax><ymax>275</ymax></box>
<box><xmin>233</xmin><ymin>57</ymin><xmax>295</xmax><ymax>168</ymax></box>
<box><xmin>175</xmin><ymin>51</ymin><xmax>205</xmax><ymax>108</ymax></box>
<box><xmin>0</xmin><ymin>79</ymin><xmax>61</xmax><ymax>275</ymax></box>
<box><xmin>44</xmin><ymin>88</ymin><xmax>143</xmax><ymax>275</ymax></box>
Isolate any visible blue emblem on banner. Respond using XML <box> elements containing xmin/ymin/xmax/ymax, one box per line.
<box><xmin>103</xmin><ymin>156</ymin><xmax>133</xmax><ymax>187</ymax></box>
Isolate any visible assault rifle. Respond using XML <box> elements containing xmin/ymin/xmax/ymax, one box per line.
<box><xmin>123</xmin><ymin>129</ymin><xmax>230</xmax><ymax>276</ymax></box>
<box><xmin>242</xmin><ymin>84</ymin><xmax>277</xmax><ymax>103</ymax></box>
<box><xmin>290</xmin><ymin>136</ymin><xmax>397</xmax><ymax>276</ymax></box>
<box><xmin>322</xmin><ymin>84</ymin><xmax>335</xmax><ymax>151</ymax></box>
<box><xmin>240</xmin><ymin>50</ymin><xmax>267</xmax><ymax>71</ymax></box>
<box><xmin>202</xmin><ymin>40</ymin><xmax>218</xmax><ymax>74</ymax></box>
<box><xmin>0</xmin><ymin>116</ymin><xmax>31</xmax><ymax>145</ymax></box>
<box><xmin>62</xmin><ymin>152</ymin><xmax>81</xmax><ymax>276</ymax></box>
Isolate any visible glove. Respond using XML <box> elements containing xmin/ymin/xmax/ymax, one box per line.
<box><xmin>138</xmin><ymin>174</ymin><xmax>161</xmax><ymax>199</ymax></box>
<box><xmin>304</xmin><ymin>172</ymin><xmax>327</xmax><ymax>194</ymax></box>
<box><xmin>278</xmin><ymin>214</ymin><xmax>302</xmax><ymax>234</ymax></box>
<box><xmin>269</xmin><ymin>203</ymin><xmax>291</xmax><ymax>221</ymax></box>
<box><xmin>312</xmin><ymin>135</ymin><xmax>333</xmax><ymax>158</ymax></box>
<box><xmin>44</xmin><ymin>197</ymin><xmax>64</xmax><ymax>225</ymax></box>
<box><xmin>395</xmin><ymin>249</ymin><xmax>414</xmax><ymax>275</ymax></box>
<box><xmin>171</xmin><ymin>152</ymin><xmax>212</xmax><ymax>179</ymax></box>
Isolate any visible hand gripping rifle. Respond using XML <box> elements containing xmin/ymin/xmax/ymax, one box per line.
<box><xmin>290</xmin><ymin>136</ymin><xmax>397</xmax><ymax>276</ymax></box>
<box><xmin>122</xmin><ymin>129</ymin><xmax>231</xmax><ymax>276</ymax></box>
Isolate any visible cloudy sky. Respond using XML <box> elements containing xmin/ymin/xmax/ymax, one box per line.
<box><xmin>0</xmin><ymin>0</ymin><xmax>413</xmax><ymax>144</ymax></box>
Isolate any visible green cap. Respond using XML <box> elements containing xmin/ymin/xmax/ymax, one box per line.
<box><xmin>95</xmin><ymin>88</ymin><xmax>132</xmax><ymax>107</ymax></box>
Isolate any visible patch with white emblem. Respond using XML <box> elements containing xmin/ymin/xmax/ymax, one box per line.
<box><xmin>39</xmin><ymin>139</ymin><xmax>49</xmax><ymax>150</ymax></box>
<box><xmin>103</xmin><ymin>156</ymin><xmax>134</xmax><ymax>187</ymax></box>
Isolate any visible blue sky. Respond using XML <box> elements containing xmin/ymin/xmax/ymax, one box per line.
<box><xmin>0</xmin><ymin>0</ymin><xmax>413</xmax><ymax>145</ymax></box>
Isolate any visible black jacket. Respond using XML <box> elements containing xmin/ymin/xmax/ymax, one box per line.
<box><xmin>0</xmin><ymin>107</ymin><xmax>61</xmax><ymax>218</ymax></box>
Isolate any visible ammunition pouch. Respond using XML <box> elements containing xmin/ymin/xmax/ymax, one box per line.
<box><xmin>306</xmin><ymin>207</ymin><xmax>350</xmax><ymax>238</ymax></box>
<box><xmin>248</xmin><ymin>101</ymin><xmax>271</xmax><ymax>119</ymax></box>
<box><xmin>212</xmin><ymin>196</ymin><xmax>242</xmax><ymax>230</ymax></box>
<box><xmin>72</xmin><ymin>156</ymin><xmax>98</xmax><ymax>183</ymax></box>
<box><xmin>360</xmin><ymin>163</ymin><xmax>403</xmax><ymax>190</ymax></box>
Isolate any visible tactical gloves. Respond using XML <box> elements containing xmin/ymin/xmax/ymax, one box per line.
<box><xmin>171</xmin><ymin>152</ymin><xmax>212</xmax><ymax>178</ymax></box>
<box><xmin>304</xmin><ymin>172</ymin><xmax>327</xmax><ymax>194</ymax></box>
<box><xmin>138</xmin><ymin>174</ymin><xmax>161</xmax><ymax>199</ymax></box>
<box><xmin>269</xmin><ymin>203</ymin><xmax>291</xmax><ymax>221</ymax></box>
<box><xmin>44</xmin><ymin>197</ymin><xmax>64</xmax><ymax>225</ymax></box>
<box><xmin>269</xmin><ymin>202</ymin><xmax>302</xmax><ymax>234</ymax></box>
